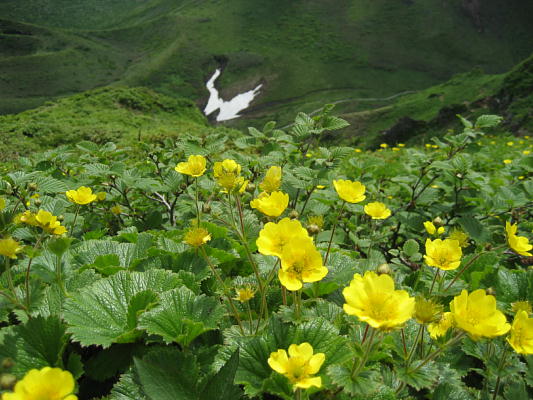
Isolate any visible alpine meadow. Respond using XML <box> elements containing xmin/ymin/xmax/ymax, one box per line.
<box><xmin>0</xmin><ymin>1</ymin><xmax>532</xmax><ymax>400</ymax></box>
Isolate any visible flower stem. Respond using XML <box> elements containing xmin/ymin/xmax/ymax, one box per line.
<box><xmin>324</xmin><ymin>201</ymin><xmax>346</xmax><ymax>265</ymax></box>
<box><xmin>409</xmin><ymin>331</ymin><xmax>466</xmax><ymax>374</ymax></box>
<box><xmin>199</xmin><ymin>247</ymin><xmax>245</xmax><ymax>335</ymax></box>
<box><xmin>70</xmin><ymin>205</ymin><xmax>80</xmax><ymax>233</ymax></box>
<box><xmin>195</xmin><ymin>178</ymin><xmax>201</xmax><ymax>226</ymax></box>
<box><xmin>428</xmin><ymin>268</ymin><xmax>439</xmax><ymax>295</ymax></box>
<box><xmin>492</xmin><ymin>343</ymin><xmax>510</xmax><ymax>400</ymax></box>
<box><xmin>351</xmin><ymin>327</ymin><xmax>377</xmax><ymax>379</ymax></box>
<box><xmin>295</xmin><ymin>388</ymin><xmax>302</xmax><ymax>400</ymax></box>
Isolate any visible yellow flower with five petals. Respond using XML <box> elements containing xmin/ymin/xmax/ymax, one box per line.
<box><xmin>2</xmin><ymin>366</ymin><xmax>78</xmax><ymax>400</ymax></box>
<box><xmin>66</xmin><ymin>186</ymin><xmax>97</xmax><ymax>205</ymax></box>
<box><xmin>250</xmin><ymin>191</ymin><xmax>289</xmax><ymax>217</ymax></box>
<box><xmin>333</xmin><ymin>180</ymin><xmax>366</xmax><ymax>203</ymax></box>
<box><xmin>175</xmin><ymin>155</ymin><xmax>207</xmax><ymax>177</ymax></box>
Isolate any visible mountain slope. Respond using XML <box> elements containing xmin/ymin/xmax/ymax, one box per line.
<box><xmin>1</xmin><ymin>0</ymin><xmax>532</xmax><ymax>123</ymax></box>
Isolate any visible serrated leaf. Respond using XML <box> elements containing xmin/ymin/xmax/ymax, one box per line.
<box><xmin>109</xmin><ymin>370</ymin><xmax>147</xmax><ymax>400</ymax></box>
<box><xmin>457</xmin><ymin>216</ymin><xmax>489</xmax><ymax>243</ymax></box>
<box><xmin>0</xmin><ymin>316</ymin><xmax>67</xmax><ymax>377</ymax></box>
<box><xmin>200</xmin><ymin>349</ymin><xmax>241</xmax><ymax>400</ymax></box>
<box><xmin>134</xmin><ymin>347</ymin><xmax>200</xmax><ymax>400</ymax></box>
<box><xmin>475</xmin><ymin>115</ymin><xmax>502</xmax><ymax>129</ymax></box>
<box><xmin>139</xmin><ymin>286</ymin><xmax>224</xmax><ymax>346</ymax></box>
<box><xmin>326</xmin><ymin>364</ymin><xmax>380</xmax><ymax>396</ymax></box>
<box><xmin>397</xmin><ymin>361</ymin><xmax>439</xmax><ymax>390</ymax></box>
<box><xmin>504</xmin><ymin>380</ymin><xmax>528</xmax><ymax>400</ymax></box>
<box><xmin>63</xmin><ymin>269</ymin><xmax>182</xmax><ymax>347</ymax></box>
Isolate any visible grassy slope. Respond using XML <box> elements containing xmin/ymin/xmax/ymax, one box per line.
<box><xmin>1</xmin><ymin>0</ymin><xmax>532</xmax><ymax>123</ymax></box>
<box><xmin>0</xmin><ymin>86</ymin><xmax>222</xmax><ymax>161</ymax></box>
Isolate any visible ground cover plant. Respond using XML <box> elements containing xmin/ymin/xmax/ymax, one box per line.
<box><xmin>0</xmin><ymin>108</ymin><xmax>532</xmax><ymax>399</ymax></box>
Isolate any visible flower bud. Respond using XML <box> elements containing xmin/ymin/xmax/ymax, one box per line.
<box><xmin>245</xmin><ymin>183</ymin><xmax>256</xmax><ymax>193</ymax></box>
<box><xmin>1</xmin><ymin>358</ymin><xmax>14</xmax><ymax>369</ymax></box>
<box><xmin>28</xmin><ymin>182</ymin><xmax>38</xmax><ymax>192</ymax></box>
<box><xmin>34</xmin><ymin>199</ymin><xmax>42</xmax><ymax>206</ymax></box>
<box><xmin>377</xmin><ymin>263</ymin><xmax>391</xmax><ymax>275</ymax></box>
<box><xmin>486</xmin><ymin>287</ymin><xmax>496</xmax><ymax>296</ymax></box>
<box><xmin>306</xmin><ymin>224</ymin><xmax>320</xmax><ymax>235</ymax></box>
<box><xmin>432</xmin><ymin>216</ymin><xmax>443</xmax><ymax>227</ymax></box>
<box><xmin>57</xmin><ymin>215</ymin><xmax>65</xmax><ymax>221</ymax></box>
<box><xmin>202</xmin><ymin>203</ymin><xmax>211</xmax><ymax>214</ymax></box>
<box><xmin>289</xmin><ymin>210</ymin><xmax>299</xmax><ymax>219</ymax></box>
<box><xmin>0</xmin><ymin>374</ymin><xmax>17</xmax><ymax>390</ymax></box>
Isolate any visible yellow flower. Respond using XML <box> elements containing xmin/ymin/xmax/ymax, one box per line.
<box><xmin>2</xmin><ymin>366</ymin><xmax>77</xmax><ymax>400</ymax></box>
<box><xmin>424</xmin><ymin>238</ymin><xmax>462</xmax><ymax>271</ymax></box>
<box><xmin>250</xmin><ymin>191</ymin><xmax>289</xmax><ymax>217</ymax></box>
<box><xmin>523</xmin><ymin>150</ymin><xmax>531</xmax><ymax>155</ymax></box>
<box><xmin>354</xmin><ymin>148</ymin><xmax>362</xmax><ymax>153</ymax></box>
<box><xmin>0</xmin><ymin>237</ymin><xmax>23</xmax><ymax>259</ymax></box>
<box><xmin>0</xmin><ymin>197</ymin><xmax>6</xmax><ymax>210</ymax></box>
<box><xmin>414</xmin><ymin>297</ymin><xmax>443</xmax><ymax>324</ymax></box>
<box><xmin>507</xmin><ymin>311</ymin><xmax>533</xmax><ymax>354</ymax></box>
<box><xmin>450</xmin><ymin>289</ymin><xmax>510</xmax><ymax>340</ymax></box>
<box><xmin>256</xmin><ymin>218</ymin><xmax>311</xmax><ymax>258</ymax></box>
<box><xmin>428</xmin><ymin>312</ymin><xmax>455</xmax><ymax>339</ymax></box>
<box><xmin>234</xmin><ymin>287</ymin><xmax>255</xmax><ymax>303</ymax></box>
<box><xmin>95</xmin><ymin>192</ymin><xmax>106</xmax><ymax>201</ymax></box>
<box><xmin>66</xmin><ymin>186</ymin><xmax>97</xmax><ymax>205</ymax></box>
<box><xmin>268</xmin><ymin>343</ymin><xmax>325</xmax><ymax>390</ymax></box>
<box><xmin>392</xmin><ymin>147</ymin><xmax>400</xmax><ymax>151</ymax></box>
<box><xmin>278</xmin><ymin>237</ymin><xmax>328</xmax><ymax>291</ymax></box>
<box><xmin>213</xmin><ymin>159</ymin><xmax>244</xmax><ymax>191</ymax></box>
<box><xmin>175</xmin><ymin>155</ymin><xmax>207</xmax><ymax>177</ymax></box>
<box><xmin>316</xmin><ymin>185</ymin><xmax>326</xmax><ymax>190</ymax></box>
<box><xmin>423</xmin><ymin>221</ymin><xmax>444</xmax><ymax>236</ymax></box>
<box><xmin>35</xmin><ymin>210</ymin><xmax>67</xmax><ymax>235</ymax></box>
<box><xmin>507</xmin><ymin>141</ymin><xmax>514</xmax><ymax>146</ymax></box>
<box><xmin>512</xmin><ymin>301</ymin><xmax>532</xmax><ymax>315</ymax></box>
<box><xmin>380</xmin><ymin>143</ymin><xmax>388</xmax><ymax>148</ymax></box>
<box><xmin>503</xmin><ymin>159</ymin><xmax>512</xmax><ymax>164</ymax></box>
<box><xmin>110</xmin><ymin>205</ymin><xmax>122</xmax><ymax>215</ymax></box>
<box><xmin>259</xmin><ymin>166</ymin><xmax>282</xmax><ymax>193</ymax></box>
<box><xmin>398</xmin><ymin>143</ymin><xmax>405</xmax><ymax>147</ymax></box>
<box><xmin>448</xmin><ymin>228</ymin><xmax>469</xmax><ymax>248</ymax></box>
<box><xmin>333</xmin><ymin>180</ymin><xmax>366</xmax><ymax>203</ymax></box>
<box><xmin>364</xmin><ymin>202</ymin><xmax>391</xmax><ymax>219</ymax></box>
<box><xmin>505</xmin><ymin>221</ymin><xmax>532</xmax><ymax>256</ymax></box>
<box><xmin>17</xmin><ymin>210</ymin><xmax>39</xmax><ymax>226</ymax></box>
<box><xmin>183</xmin><ymin>227</ymin><xmax>211</xmax><ymax>247</ymax></box>
<box><xmin>342</xmin><ymin>271</ymin><xmax>415</xmax><ymax>331</ymax></box>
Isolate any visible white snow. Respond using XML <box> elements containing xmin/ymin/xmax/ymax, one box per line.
<box><xmin>203</xmin><ymin>69</ymin><xmax>262</xmax><ymax>121</ymax></box>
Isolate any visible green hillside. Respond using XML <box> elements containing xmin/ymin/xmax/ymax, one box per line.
<box><xmin>1</xmin><ymin>0</ymin><xmax>532</xmax><ymax>124</ymax></box>
<box><xmin>0</xmin><ymin>86</ymin><xmax>232</xmax><ymax>161</ymax></box>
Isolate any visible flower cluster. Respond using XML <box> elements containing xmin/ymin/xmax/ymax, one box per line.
<box><xmin>257</xmin><ymin>218</ymin><xmax>328</xmax><ymax>290</ymax></box>
<box><xmin>18</xmin><ymin>210</ymin><xmax>67</xmax><ymax>235</ymax></box>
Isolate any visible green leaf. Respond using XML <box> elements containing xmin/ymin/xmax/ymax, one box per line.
<box><xmin>85</xmin><ymin>344</ymin><xmax>146</xmax><ymax>381</ymax></box>
<box><xmin>63</xmin><ymin>269</ymin><xmax>182</xmax><ymax>347</ymax></box>
<box><xmin>457</xmin><ymin>216</ymin><xmax>489</xmax><ymax>244</ymax></box>
<box><xmin>396</xmin><ymin>361</ymin><xmax>439</xmax><ymax>390</ymax></box>
<box><xmin>109</xmin><ymin>370</ymin><xmax>147</xmax><ymax>400</ymax></box>
<box><xmin>139</xmin><ymin>286</ymin><xmax>224</xmax><ymax>347</ymax></box>
<box><xmin>0</xmin><ymin>316</ymin><xmax>67</xmax><ymax>377</ymax></box>
<box><xmin>402</xmin><ymin>239</ymin><xmax>419</xmax><ymax>257</ymax></box>
<box><xmin>326</xmin><ymin>365</ymin><xmax>380</xmax><ymax>396</ymax></box>
<box><xmin>504</xmin><ymin>380</ymin><xmax>528</xmax><ymax>400</ymax></box>
<box><xmin>475</xmin><ymin>114</ymin><xmax>502</xmax><ymax>129</ymax></box>
<box><xmin>200</xmin><ymin>349</ymin><xmax>242</xmax><ymax>400</ymax></box>
<box><xmin>134</xmin><ymin>347</ymin><xmax>200</xmax><ymax>400</ymax></box>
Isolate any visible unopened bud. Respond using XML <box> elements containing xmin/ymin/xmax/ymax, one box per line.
<box><xmin>432</xmin><ymin>216</ymin><xmax>443</xmax><ymax>227</ymax></box>
<box><xmin>34</xmin><ymin>199</ymin><xmax>42</xmax><ymax>206</ymax></box>
<box><xmin>28</xmin><ymin>183</ymin><xmax>38</xmax><ymax>191</ymax></box>
<box><xmin>202</xmin><ymin>203</ymin><xmax>211</xmax><ymax>214</ymax></box>
<box><xmin>377</xmin><ymin>263</ymin><xmax>391</xmax><ymax>275</ymax></box>
<box><xmin>57</xmin><ymin>215</ymin><xmax>64</xmax><ymax>221</ymax></box>
<box><xmin>486</xmin><ymin>287</ymin><xmax>496</xmax><ymax>296</ymax></box>
<box><xmin>306</xmin><ymin>224</ymin><xmax>320</xmax><ymax>235</ymax></box>
<box><xmin>289</xmin><ymin>210</ymin><xmax>299</xmax><ymax>219</ymax></box>
<box><xmin>245</xmin><ymin>183</ymin><xmax>256</xmax><ymax>193</ymax></box>
<box><xmin>1</xmin><ymin>358</ymin><xmax>14</xmax><ymax>369</ymax></box>
<box><xmin>456</xmin><ymin>173</ymin><xmax>463</xmax><ymax>179</ymax></box>
<box><xmin>0</xmin><ymin>374</ymin><xmax>16</xmax><ymax>390</ymax></box>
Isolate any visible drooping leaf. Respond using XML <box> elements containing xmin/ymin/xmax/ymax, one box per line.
<box><xmin>134</xmin><ymin>347</ymin><xmax>200</xmax><ymax>400</ymax></box>
<box><xmin>138</xmin><ymin>286</ymin><xmax>224</xmax><ymax>347</ymax></box>
<box><xmin>63</xmin><ymin>269</ymin><xmax>182</xmax><ymax>347</ymax></box>
<box><xmin>109</xmin><ymin>370</ymin><xmax>147</xmax><ymax>400</ymax></box>
<box><xmin>0</xmin><ymin>316</ymin><xmax>67</xmax><ymax>377</ymax></box>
